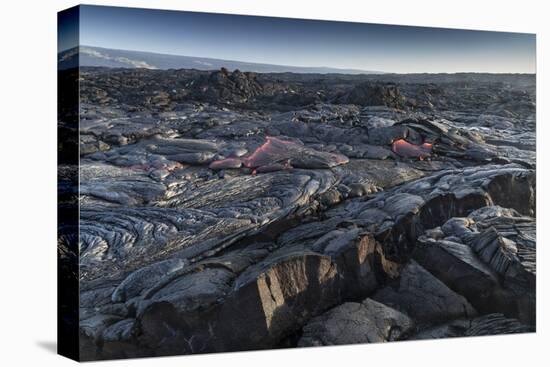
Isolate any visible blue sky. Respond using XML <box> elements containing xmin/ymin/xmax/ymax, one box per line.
<box><xmin>70</xmin><ymin>5</ymin><xmax>535</xmax><ymax>73</ymax></box>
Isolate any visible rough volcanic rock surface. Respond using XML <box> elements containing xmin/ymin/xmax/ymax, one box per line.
<box><xmin>64</xmin><ymin>67</ymin><xmax>536</xmax><ymax>360</ymax></box>
<box><xmin>298</xmin><ymin>298</ymin><xmax>414</xmax><ymax>346</ymax></box>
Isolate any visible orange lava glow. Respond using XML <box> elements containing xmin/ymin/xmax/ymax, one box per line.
<box><xmin>392</xmin><ymin>138</ymin><xmax>433</xmax><ymax>159</ymax></box>
<box><xmin>209</xmin><ymin>136</ymin><xmax>296</xmax><ymax>172</ymax></box>
<box><xmin>242</xmin><ymin>136</ymin><xmax>294</xmax><ymax>168</ymax></box>
<box><xmin>209</xmin><ymin>136</ymin><xmax>347</xmax><ymax>174</ymax></box>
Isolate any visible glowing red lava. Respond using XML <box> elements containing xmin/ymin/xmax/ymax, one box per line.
<box><xmin>210</xmin><ymin>136</ymin><xmax>297</xmax><ymax>171</ymax></box>
<box><xmin>242</xmin><ymin>136</ymin><xmax>295</xmax><ymax>168</ymax></box>
<box><xmin>392</xmin><ymin>139</ymin><xmax>433</xmax><ymax>160</ymax></box>
<box><xmin>209</xmin><ymin>136</ymin><xmax>348</xmax><ymax>173</ymax></box>
<box><xmin>209</xmin><ymin>158</ymin><xmax>242</xmax><ymax>170</ymax></box>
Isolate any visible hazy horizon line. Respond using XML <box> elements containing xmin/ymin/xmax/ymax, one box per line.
<box><xmin>60</xmin><ymin>44</ymin><xmax>536</xmax><ymax>75</ymax></box>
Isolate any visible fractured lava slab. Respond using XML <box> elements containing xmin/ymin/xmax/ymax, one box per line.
<box><xmin>414</xmin><ymin>205</ymin><xmax>536</xmax><ymax>324</ymax></box>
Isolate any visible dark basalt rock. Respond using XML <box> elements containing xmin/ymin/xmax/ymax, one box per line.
<box><xmin>373</xmin><ymin>260</ymin><xmax>477</xmax><ymax>324</ymax></box>
<box><xmin>196</xmin><ymin>68</ymin><xmax>264</xmax><ymax>105</ymax></box>
<box><xmin>413</xmin><ymin>238</ymin><xmax>502</xmax><ymax>316</ymax></box>
<box><xmin>337</xmin><ymin>82</ymin><xmax>408</xmax><ymax>109</ymax></box>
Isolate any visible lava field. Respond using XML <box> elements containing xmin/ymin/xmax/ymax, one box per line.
<box><xmin>58</xmin><ymin>67</ymin><xmax>536</xmax><ymax>359</ymax></box>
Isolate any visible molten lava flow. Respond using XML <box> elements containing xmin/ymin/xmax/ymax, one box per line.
<box><xmin>209</xmin><ymin>158</ymin><xmax>242</xmax><ymax>170</ymax></box>
<box><xmin>241</xmin><ymin>136</ymin><xmax>295</xmax><ymax>168</ymax></box>
<box><xmin>209</xmin><ymin>136</ymin><xmax>295</xmax><ymax>171</ymax></box>
<box><xmin>392</xmin><ymin>138</ymin><xmax>433</xmax><ymax>160</ymax></box>
<box><xmin>209</xmin><ymin>136</ymin><xmax>349</xmax><ymax>174</ymax></box>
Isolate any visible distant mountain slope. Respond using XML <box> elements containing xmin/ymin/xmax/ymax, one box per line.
<box><xmin>58</xmin><ymin>46</ymin><xmax>383</xmax><ymax>74</ymax></box>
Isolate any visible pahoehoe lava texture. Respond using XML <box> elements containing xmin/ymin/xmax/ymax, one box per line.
<box><xmin>65</xmin><ymin>67</ymin><xmax>536</xmax><ymax>360</ymax></box>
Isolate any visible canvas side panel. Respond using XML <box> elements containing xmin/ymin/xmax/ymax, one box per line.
<box><xmin>57</xmin><ymin>5</ymin><xmax>80</xmax><ymax>362</ymax></box>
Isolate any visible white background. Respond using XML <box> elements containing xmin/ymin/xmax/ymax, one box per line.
<box><xmin>0</xmin><ymin>0</ymin><xmax>547</xmax><ymax>365</ymax></box>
